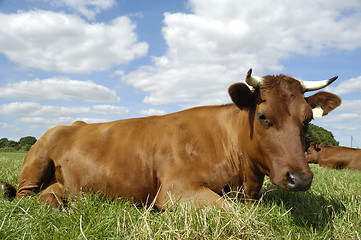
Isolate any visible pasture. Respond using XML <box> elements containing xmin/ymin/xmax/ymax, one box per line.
<box><xmin>1</xmin><ymin>152</ymin><xmax>360</xmax><ymax>239</ymax></box>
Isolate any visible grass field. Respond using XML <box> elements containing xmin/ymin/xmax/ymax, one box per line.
<box><xmin>1</xmin><ymin>152</ymin><xmax>360</xmax><ymax>239</ymax></box>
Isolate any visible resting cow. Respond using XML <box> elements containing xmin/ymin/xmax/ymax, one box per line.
<box><xmin>1</xmin><ymin>69</ymin><xmax>341</xmax><ymax>210</ymax></box>
<box><xmin>307</xmin><ymin>142</ymin><xmax>361</xmax><ymax>170</ymax></box>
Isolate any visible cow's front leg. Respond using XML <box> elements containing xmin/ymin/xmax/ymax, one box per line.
<box><xmin>155</xmin><ymin>181</ymin><xmax>231</xmax><ymax>211</ymax></box>
<box><xmin>40</xmin><ymin>182</ymin><xmax>68</xmax><ymax>208</ymax></box>
<box><xmin>241</xmin><ymin>169</ymin><xmax>265</xmax><ymax>200</ymax></box>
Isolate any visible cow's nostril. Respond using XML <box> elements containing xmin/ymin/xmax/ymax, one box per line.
<box><xmin>286</xmin><ymin>172</ymin><xmax>295</xmax><ymax>185</ymax></box>
<box><xmin>286</xmin><ymin>172</ymin><xmax>313</xmax><ymax>191</ymax></box>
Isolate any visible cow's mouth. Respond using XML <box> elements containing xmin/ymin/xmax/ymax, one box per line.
<box><xmin>285</xmin><ymin>172</ymin><xmax>313</xmax><ymax>191</ymax></box>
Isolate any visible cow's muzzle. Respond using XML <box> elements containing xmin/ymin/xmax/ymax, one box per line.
<box><xmin>285</xmin><ymin>172</ymin><xmax>313</xmax><ymax>191</ymax></box>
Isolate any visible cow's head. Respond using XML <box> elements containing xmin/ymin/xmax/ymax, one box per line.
<box><xmin>306</xmin><ymin>142</ymin><xmax>322</xmax><ymax>164</ymax></box>
<box><xmin>228</xmin><ymin>69</ymin><xmax>341</xmax><ymax>192</ymax></box>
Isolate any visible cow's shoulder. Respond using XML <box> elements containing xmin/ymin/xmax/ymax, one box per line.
<box><xmin>40</xmin><ymin>122</ymin><xmax>87</xmax><ymax>144</ymax></box>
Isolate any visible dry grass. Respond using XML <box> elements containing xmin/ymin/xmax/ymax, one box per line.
<box><xmin>1</xmin><ymin>153</ymin><xmax>360</xmax><ymax>239</ymax></box>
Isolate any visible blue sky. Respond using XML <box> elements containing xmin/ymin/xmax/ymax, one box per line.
<box><xmin>0</xmin><ymin>0</ymin><xmax>361</xmax><ymax>147</ymax></box>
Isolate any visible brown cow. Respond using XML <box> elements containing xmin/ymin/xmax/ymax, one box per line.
<box><xmin>307</xmin><ymin>142</ymin><xmax>361</xmax><ymax>170</ymax></box>
<box><xmin>1</xmin><ymin>69</ymin><xmax>341</xmax><ymax>210</ymax></box>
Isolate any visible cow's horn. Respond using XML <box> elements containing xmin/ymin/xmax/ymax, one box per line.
<box><xmin>245</xmin><ymin>68</ymin><xmax>264</xmax><ymax>87</ymax></box>
<box><xmin>300</xmin><ymin>76</ymin><xmax>338</xmax><ymax>92</ymax></box>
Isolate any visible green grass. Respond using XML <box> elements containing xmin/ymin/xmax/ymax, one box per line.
<box><xmin>1</xmin><ymin>152</ymin><xmax>360</xmax><ymax>239</ymax></box>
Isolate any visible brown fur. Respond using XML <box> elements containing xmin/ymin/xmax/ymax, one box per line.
<box><xmin>2</xmin><ymin>74</ymin><xmax>341</xmax><ymax>210</ymax></box>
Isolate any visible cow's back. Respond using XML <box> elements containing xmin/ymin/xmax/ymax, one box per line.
<box><xmin>319</xmin><ymin>146</ymin><xmax>361</xmax><ymax>170</ymax></box>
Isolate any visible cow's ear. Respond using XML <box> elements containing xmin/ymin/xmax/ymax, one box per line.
<box><xmin>306</xmin><ymin>91</ymin><xmax>341</xmax><ymax>116</ymax></box>
<box><xmin>228</xmin><ymin>83</ymin><xmax>254</xmax><ymax>110</ymax></box>
<box><xmin>315</xmin><ymin>142</ymin><xmax>321</xmax><ymax>152</ymax></box>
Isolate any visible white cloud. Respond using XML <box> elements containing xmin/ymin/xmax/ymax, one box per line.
<box><xmin>18</xmin><ymin>116</ymin><xmax>110</xmax><ymax>129</ymax></box>
<box><xmin>0</xmin><ymin>102</ymin><xmax>129</xmax><ymax>116</ymax></box>
<box><xmin>326</xmin><ymin>76</ymin><xmax>361</xmax><ymax>95</ymax></box>
<box><xmin>0</xmin><ymin>10</ymin><xmax>148</xmax><ymax>73</ymax></box>
<box><xmin>122</xmin><ymin>0</ymin><xmax>361</xmax><ymax>107</ymax></box>
<box><xmin>139</xmin><ymin>108</ymin><xmax>167</xmax><ymax>116</ymax></box>
<box><xmin>0</xmin><ymin>78</ymin><xmax>119</xmax><ymax>102</ymax></box>
<box><xmin>91</xmin><ymin>105</ymin><xmax>129</xmax><ymax>115</ymax></box>
<box><xmin>0</xmin><ymin>122</ymin><xmax>14</xmax><ymax>129</ymax></box>
<box><xmin>320</xmin><ymin>113</ymin><xmax>361</xmax><ymax>123</ymax></box>
<box><xmin>333</xmin><ymin>125</ymin><xmax>361</xmax><ymax>132</ymax></box>
<box><xmin>332</xmin><ymin>99</ymin><xmax>361</xmax><ymax>113</ymax></box>
<box><xmin>122</xmin><ymin>61</ymin><xmax>236</xmax><ymax>106</ymax></box>
<box><xmin>48</xmin><ymin>0</ymin><xmax>116</xmax><ymax>20</ymax></box>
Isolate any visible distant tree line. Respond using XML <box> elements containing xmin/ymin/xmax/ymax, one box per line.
<box><xmin>0</xmin><ymin>136</ymin><xmax>37</xmax><ymax>152</ymax></box>
<box><xmin>305</xmin><ymin>123</ymin><xmax>338</xmax><ymax>149</ymax></box>
<box><xmin>0</xmin><ymin>124</ymin><xmax>338</xmax><ymax>153</ymax></box>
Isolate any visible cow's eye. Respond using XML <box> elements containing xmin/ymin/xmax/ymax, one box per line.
<box><xmin>258</xmin><ymin>113</ymin><xmax>271</xmax><ymax>126</ymax></box>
